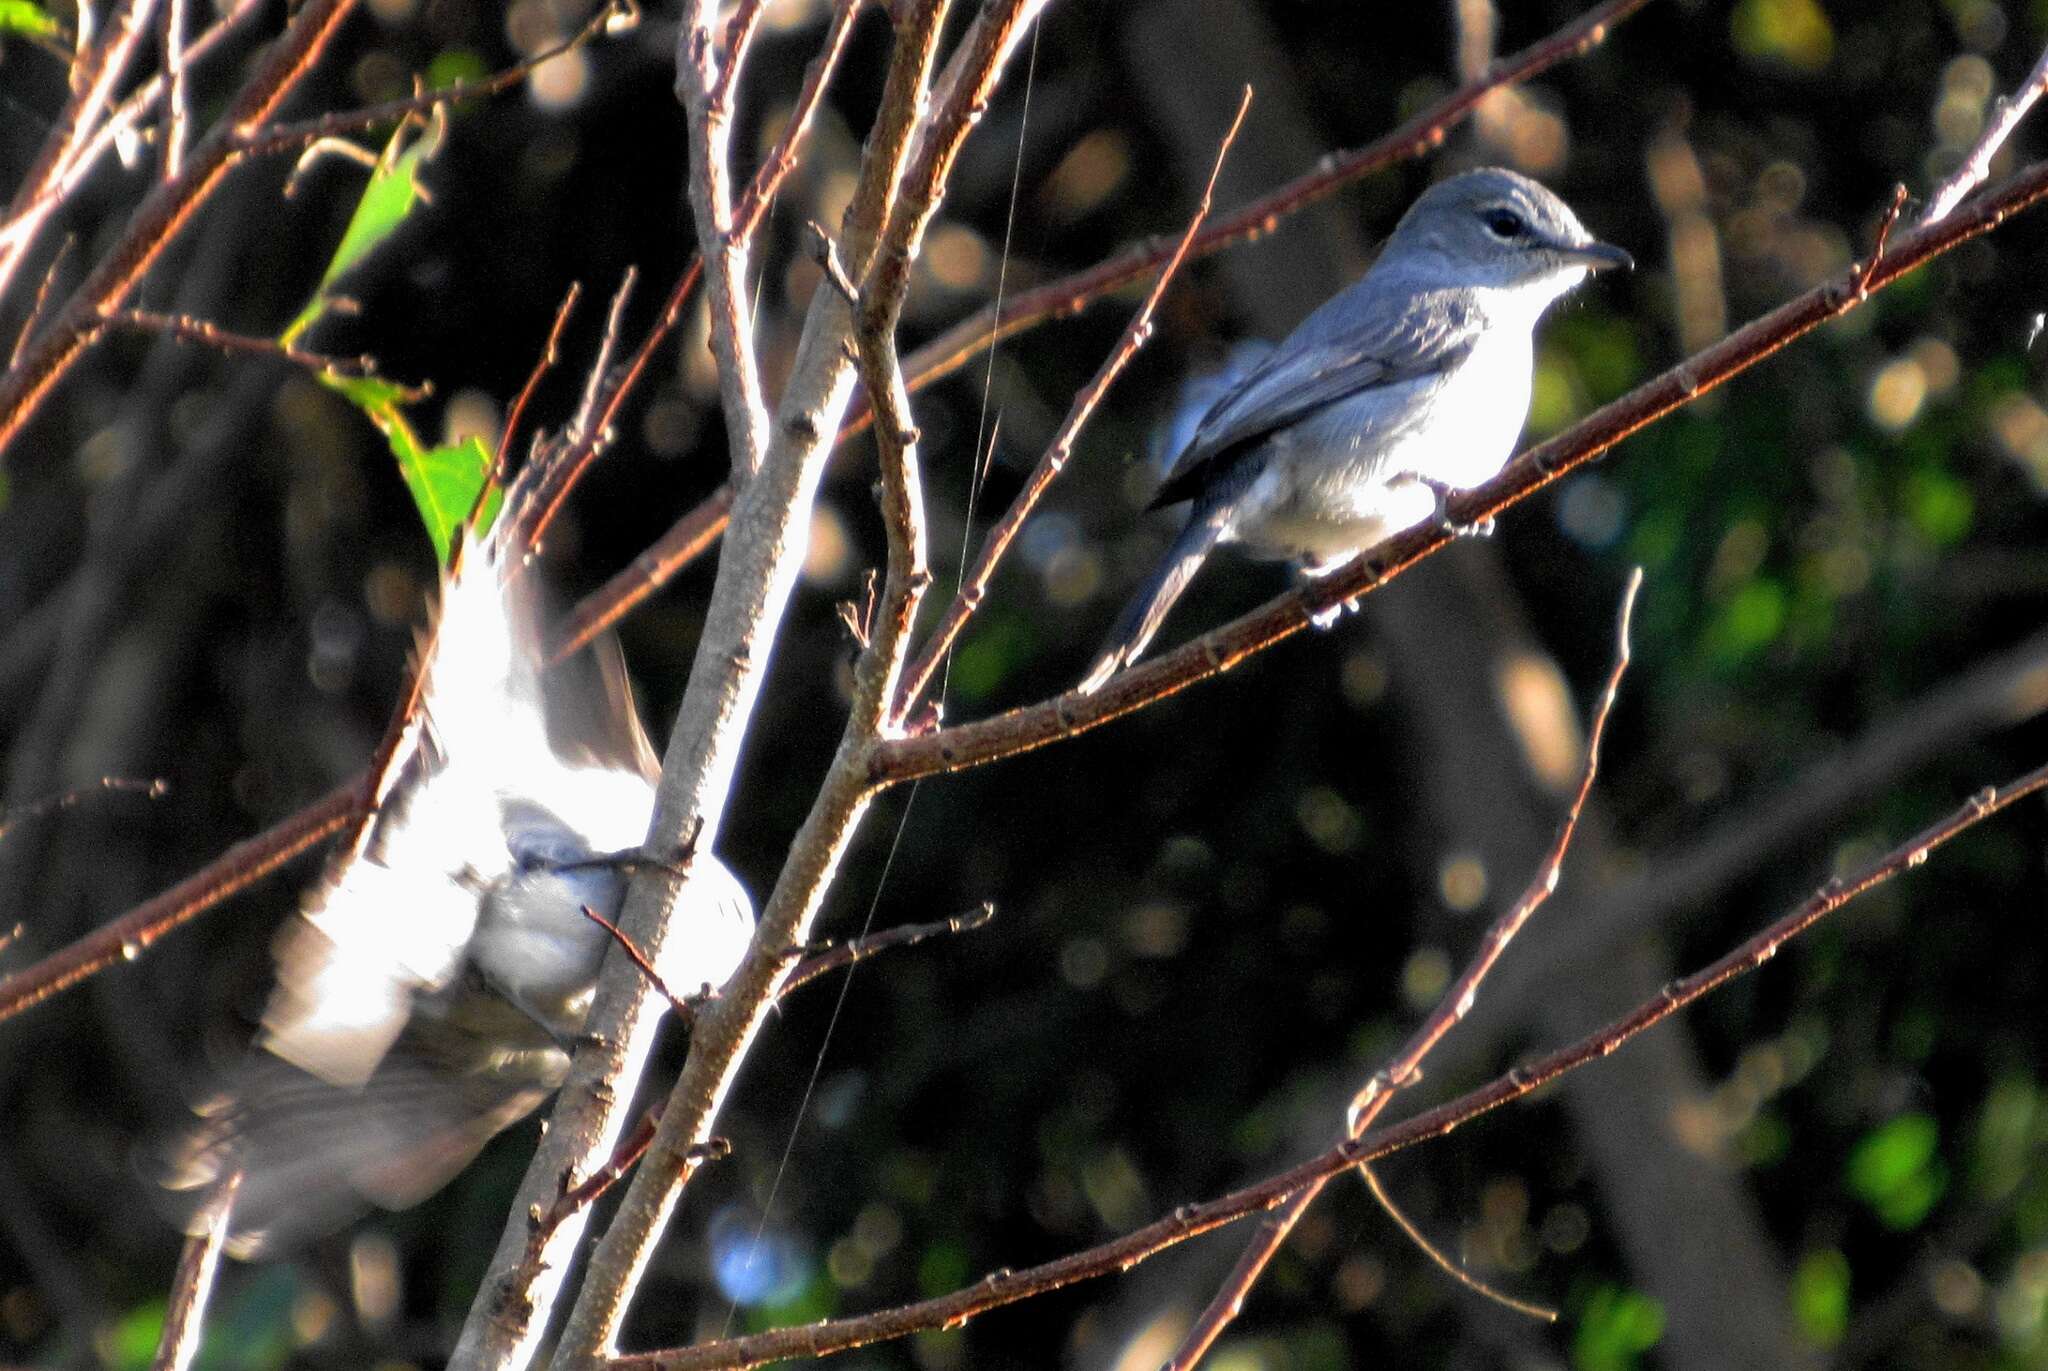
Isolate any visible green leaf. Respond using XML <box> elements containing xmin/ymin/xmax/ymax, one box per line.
<box><xmin>324</xmin><ymin>370</ymin><xmax>494</xmax><ymax>563</ymax></box>
<box><xmin>281</xmin><ymin>111</ymin><xmax>445</xmax><ymax>348</ymax></box>
<box><xmin>0</xmin><ymin>0</ymin><xmax>58</xmax><ymax>37</ymax></box>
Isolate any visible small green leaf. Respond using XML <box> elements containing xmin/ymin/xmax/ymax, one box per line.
<box><xmin>0</xmin><ymin>0</ymin><xmax>58</xmax><ymax>37</ymax></box>
<box><xmin>319</xmin><ymin>375</ymin><xmax>494</xmax><ymax>563</ymax></box>
<box><xmin>281</xmin><ymin>111</ymin><xmax>446</xmax><ymax>347</ymax></box>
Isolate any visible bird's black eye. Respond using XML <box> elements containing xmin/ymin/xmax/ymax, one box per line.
<box><xmin>1481</xmin><ymin>207</ymin><xmax>1525</xmax><ymax>239</ymax></box>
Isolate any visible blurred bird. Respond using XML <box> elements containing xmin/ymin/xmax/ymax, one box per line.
<box><xmin>1079</xmin><ymin>167</ymin><xmax>1630</xmax><ymax>692</ymax></box>
<box><xmin>160</xmin><ymin>481</ymin><xmax>754</xmax><ymax>1257</ymax></box>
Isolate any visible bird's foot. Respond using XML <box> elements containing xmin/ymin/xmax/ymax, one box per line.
<box><xmin>1307</xmin><ymin>600</ymin><xmax>1358</xmax><ymax>630</ymax></box>
<box><xmin>1412</xmin><ymin>474</ymin><xmax>1495</xmax><ymax>540</ymax></box>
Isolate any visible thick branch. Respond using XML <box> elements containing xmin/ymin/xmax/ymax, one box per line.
<box><xmin>453</xmin><ymin>5</ymin><xmax>960</xmax><ymax>1366</ymax></box>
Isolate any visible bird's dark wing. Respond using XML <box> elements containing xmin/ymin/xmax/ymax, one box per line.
<box><xmin>1149</xmin><ymin>288</ymin><xmax>1483</xmax><ymax>511</ymax></box>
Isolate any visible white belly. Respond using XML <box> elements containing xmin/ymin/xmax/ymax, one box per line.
<box><xmin>1227</xmin><ymin>330</ymin><xmax>1532</xmax><ymax>568</ymax></box>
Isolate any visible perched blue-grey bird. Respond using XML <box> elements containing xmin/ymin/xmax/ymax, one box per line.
<box><xmin>1079</xmin><ymin>167</ymin><xmax>1629</xmax><ymax>692</ymax></box>
<box><xmin>161</xmin><ymin>480</ymin><xmax>754</xmax><ymax>1256</ymax></box>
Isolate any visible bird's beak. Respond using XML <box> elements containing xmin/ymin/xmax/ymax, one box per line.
<box><xmin>1562</xmin><ymin>240</ymin><xmax>1633</xmax><ymax>272</ymax></box>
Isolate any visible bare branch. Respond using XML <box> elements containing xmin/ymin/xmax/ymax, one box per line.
<box><xmin>779</xmin><ymin>902</ymin><xmax>996</xmax><ymax>997</ymax></box>
<box><xmin>893</xmin><ymin>86</ymin><xmax>1252</xmax><ymax>723</ymax></box>
<box><xmin>868</xmin><ymin>158</ymin><xmax>2048</xmax><ymax>785</ymax></box>
<box><xmin>0</xmin><ymin>781</ymin><xmax>358</xmax><ymax>1023</ymax></box>
<box><xmin>457</xmin><ymin>3</ymin><xmax>966</xmax><ymax>1362</ymax></box>
<box><xmin>103</xmin><ymin>306</ymin><xmax>379</xmax><ymax>375</ymax></box>
<box><xmin>676</xmin><ymin>0</ymin><xmax>770</xmax><ymax>478</ymax></box>
<box><xmin>1167</xmin><ymin>569</ymin><xmax>1639</xmax><ymax>1369</ymax></box>
<box><xmin>618</xmin><ymin>755</ymin><xmax>2048</xmax><ymax>1371</ymax></box>
<box><xmin>158</xmin><ymin>0</ymin><xmax>190</xmax><ymax>182</ymax></box>
<box><xmin>1921</xmin><ymin>40</ymin><xmax>2048</xmax><ymax>226</ymax></box>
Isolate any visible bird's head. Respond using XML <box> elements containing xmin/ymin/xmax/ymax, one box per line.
<box><xmin>1381</xmin><ymin>166</ymin><xmax>1631</xmax><ymax>309</ymax></box>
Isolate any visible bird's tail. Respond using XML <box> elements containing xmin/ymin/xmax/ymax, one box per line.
<box><xmin>1078</xmin><ymin>516</ymin><xmax>1224</xmax><ymax>694</ymax></box>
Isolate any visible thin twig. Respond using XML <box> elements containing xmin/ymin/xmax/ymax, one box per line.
<box><xmin>496</xmin><ymin>282</ymin><xmax>583</xmax><ymax>496</ymax></box>
<box><xmin>618</xmin><ymin>755</ymin><xmax>2048</xmax><ymax>1371</ymax></box>
<box><xmin>780</xmin><ymin>902</ymin><xmax>996</xmax><ymax>997</ymax></box>
<box><xmin>867</xmin><ymin>161</ymin><xmax>2048</xmax><ymax>786</ymax></box>
<box><xmin>1167</xmin><ymin>569</ymin><xmax>1639</xmax><ymax>1369</ymax></box>
<box><xmin>1854</xmin><ymin>183</ymin><xmax>1909</xmax><ymax>299</ymax></box>
<box><xmin>0</xmin><ymin>781</ymin><xmax>358</xmax><ymax>1022</ymax></box>
<box><xmin>732</xmin><ymin>0</ymin><xmax>864</xmax><ymax>250</ymax></box>
<box><xmin>677</xmin><ymin>0</ymin><xmax>770</xmax><ymax>478</ymax></box>
<box><xmin>576</xmin><ymin>269</ymin><xmax>637</xmax><ymax>444</ymax></box>
<box><xmin>157</xmin><ymin>0</ymin><xmax>189</xmax><ymax>182</ymax></box>
<box><xmin>579</xmin><ymin>903</ymin><xmax>700</xmax><ymax>1017</ymax></box>
<box><xmin>235</xmin><ymin>2</ymin><xmax>630</xmax><ymax>160</ymax></box>
<box><xmin>104</xmin><ymin>307</ymin><xmax>379</xmax><ymax>375</ymax></box>
<box><xmin>1357</xmin><ymin>1161</ymin><xmax>1557</xmax><ymax>1322</ymax></box>
<box><xmin>1921</xmin><ymin>40</ymin><xmax>2048</xmax><ymax>226</ymax></box>
<box><xmin>8</xmin><ymin>236</ymin><xmax>72</xmax><ymax>370</ymax></box>
<box><xmin>0</xmin><ymin>775</ymin><xmax>167</xmax><ymax>844</ymax></box>
<box><xmin>892</xmin><ymin>86</ymin><xmax>1252</xmax><ymax>723</ymax></box>
<box><xmin>150</xmin><ymin>1172</ymin><xmax>237</xmax><ymax>1371</ymax></box>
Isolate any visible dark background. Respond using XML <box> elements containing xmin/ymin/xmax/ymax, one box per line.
<box><xmin>5</xmin><ymin>0</ymin><xmax>2048</xmax><ymax>1367</ymax></box>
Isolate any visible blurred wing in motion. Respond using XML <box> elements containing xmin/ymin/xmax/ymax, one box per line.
<box><xmin>161</xmin><ymin>487</ymin><xmax>755</xmax><ymax>1253</ymax></box>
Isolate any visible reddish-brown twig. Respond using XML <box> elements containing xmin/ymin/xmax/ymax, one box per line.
<box><xmin>8</xmin><ymin>235</ymin><xmax>73</xmax><ymax>370</ymax></box>
<box><xmin>1167</xmin><ymin>568</ymin><xmax>1639</xmax><ymax>1368</ymax></box>
<box><xmin>496</xmin><ymin>282</ymin><xmax>582</xmax><ymax>492</ymax></box>
<box><xmin>867</xmin><ymin>157</ymin><xmax>2048</xmax><ymax>785</ymax></box>
<box><xmin>580</xmin><ymin>903</ymin><xmax>699</xmax><ymax>1017</ymax></box>
<box><xmin>104</xmin><ymin>307</ymin><xmax>379</xmax><ymax>375</ymax></box>
<box><xmin>0</xmin><ymin>780</ymin><xmax>358</xmax><ymax>1022</ymax></box>
<box><xmin>617</xmin><ymin>755</ymin><xmax>2048</xmax><ymax>1371</ymax></box>
<box><xmin>0</xmin><ymin>775</ymin><xmax>167</xmax><ymax>844</ymax></box>
<box><xmin>234</xmin><ymin>1</ymin><xmax>629</xmax><ymax>160</ymax></box>
<box><xmin>1854</xmin><ymin>183</ymin><xmax>1909</xmax><ymax>299</ymax></box>
<box><xmin>891</xmin><ymin>86</ymin><xmax>1252</xmax><ymax>724</ymax></box>
<box><xmin>779</xmin><ymin>902</ymin><xmax>996</xmax><ymax>997</ymax></box>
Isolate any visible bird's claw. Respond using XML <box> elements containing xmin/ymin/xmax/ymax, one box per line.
<box><xmin>1413</xmin><ymin>474</ymin><xmax>1494</xmax><ymax>540</ymax></box>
